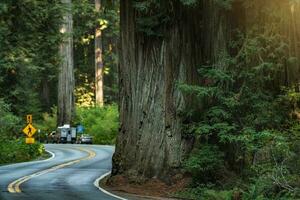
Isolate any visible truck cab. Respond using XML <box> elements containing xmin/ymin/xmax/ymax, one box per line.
<box><xmin>57</xmin><ymin>124</ymin><xmax>77</xmax><ymax>144</ymax></box>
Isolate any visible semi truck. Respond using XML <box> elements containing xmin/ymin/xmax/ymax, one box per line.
<box><xmin>57</xmin><ymin>124</ymin><xmax>77</xmax><ymax>143</ymax></box>
<box><xmin>47</xmin><ymin>124</ymin><xmax>77</xmax><ymax>144</ymax></box>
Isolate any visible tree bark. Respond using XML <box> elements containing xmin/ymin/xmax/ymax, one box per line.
<box><xmin>42</xmin><ymin>78</ymin><xmax>50</xmax><ymax>109</ymax></box>
<box><xmin>112</xmin><ymin>0</ymin><xmax>231</xmax><ymax>182</ymax></box>
<box><xmin>58</xmin><ymin>0</ymin><xmax>75</xmax><ymax>126</ymax></box>
<box><xmin>95</xmin><ymin>0</ymin><xmax>104</xmax><ymax>106</ymax></box>
<box><xmin>201</xmin><ymin>0</ymin><xmax>232</xmax><ymax>67</ymax></box>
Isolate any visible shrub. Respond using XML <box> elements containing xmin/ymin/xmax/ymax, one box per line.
<box><xmin>175</xmin><ymin>186</ymin><xmax>233</xmax><ymax>200</ymax></box>
<box><xmin>184</xmin><ymin>144</ymin><xmax>224</xmax><ymax>183</ymax></box>
<box><xmin>178</xmin><ymin>23</ymin><xmax>300</xmax><ymax>198</ymax></box>
<box><xmin>0</xmin><ymin>99</ymin><xmax>22</xmax><ymax>139</ymax></box>
<box><xmin>0</xmin><ymin>138</ymin><xmax>44</xmax><ymax>164</ymax></box>
<box><xmin>75</xmin><ymin>104</ymin><xmax>119</xmax><ymax>144</ymax></box>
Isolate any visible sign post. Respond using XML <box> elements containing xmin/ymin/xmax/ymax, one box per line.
<box><xmin>23</xmin><ymin>115</ymin><xmax>36</xmax><ymax>144</ymax></box>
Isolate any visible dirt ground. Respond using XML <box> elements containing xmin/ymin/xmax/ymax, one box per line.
<box><xmin>100</xmin><ymin>174</ymin><xmax>191</xmax><ymax>200</ymax></box>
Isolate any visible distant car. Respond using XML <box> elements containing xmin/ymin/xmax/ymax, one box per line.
<box><xmin>78</xmin><ymin>134</ymin><xmax>93</xmax><ymax>144</ymax></box>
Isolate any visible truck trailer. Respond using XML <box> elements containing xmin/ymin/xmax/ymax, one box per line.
<box><xmin>57</xmin><ymin>125</ymin><xmax>76</xmax><ymax>143</ymax></box>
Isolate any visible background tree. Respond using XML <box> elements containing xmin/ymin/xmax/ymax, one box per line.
<box><xmin>0</xmin><ymin>0</ymin><xmax>62</xmax><ymax>118</ymax></box>
<box><xmin>73</xmin><ymin>0</ymin><xmax>119</xmax><ymax>107</ymax></box>
<box><xmin>0</xmin><ymin>0</ymin><xmax>62</xmax><ymax>165</ymax></box>
<box><xmin>95</xmin><ymin>0</ymin><xmax>104</xmax><ymax>106</ymax></box>
<box><xmin>57</xmin><ymin>0</ymin><xmax>75</xmax><ymax>126</ymax></box>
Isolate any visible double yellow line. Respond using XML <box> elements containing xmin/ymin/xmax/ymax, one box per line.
<box><xmin>8</xmin><ymin>147</ymin><xmax>96</xmax><ymax>193</ymax></box>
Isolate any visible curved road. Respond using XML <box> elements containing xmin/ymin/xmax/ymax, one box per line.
<box><xmin>0</xmin><ymin>144</ymin><xmax>122</xmax><ymax>200</ymax></box>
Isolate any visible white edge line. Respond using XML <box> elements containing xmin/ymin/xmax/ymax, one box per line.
<box><xmin>42</xmin><ymin>150</ymin><xmax>55</xmax><ymax>162</ymax></box>
<box><xmin>32</xmin><ymin>149</ymin><xmax>55</xmax><ymax>163</ymax></box>
<box><xmin>94</xmin><ymin>171</ymin><xmax>128</xmax><ymax>200</ymax></box>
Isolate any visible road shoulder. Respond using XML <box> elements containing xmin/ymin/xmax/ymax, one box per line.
<box><xmin>98</xmin><ymin>173</ymin><xmax>184</xmax><ymax>200</ymax></box>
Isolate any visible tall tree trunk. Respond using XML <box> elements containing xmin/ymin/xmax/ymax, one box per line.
<box><xmin>201</xmin><ymin>0</ymin><xmax>232</xmax><ymax>67</ymax></box>
<box><xmin>58</xmin><ymin>0</ymin><xmax>75</xmax><ymax>126</ymax></box>
<box><xmin>112</xmin><ymin>0</ymin><xmax>231</xmax><ymax>181</ymax></box>
<box><xmin>95</xmin><ymin>0</ymin><xmax>104</xmax><ymax>106</ymax></box>
<box><xmin>42</xmin><ymin>78</ymin><xmax>50</xmax><ymax>109</ymax></box>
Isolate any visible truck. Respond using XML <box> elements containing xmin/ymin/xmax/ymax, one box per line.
<box><xmin>57</xmin><ymin>124</ymin><xmax>77</xmax><ymax>144</ymax></box>
<box><xmin>47</xmin><ymin>124</ymin><xmax>77</xmax><ymax>144</ymax></box>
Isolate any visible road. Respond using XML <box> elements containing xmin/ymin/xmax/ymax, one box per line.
<box><xmin>0</xmin><ymin>144</ymin><xmax>123</xmax><ymax>200</ymax></box>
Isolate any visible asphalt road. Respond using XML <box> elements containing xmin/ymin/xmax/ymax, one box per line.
<box><xmin>0</xmin><ymin>144</ymin><xmax>122</xmax><ymax>200</ymax></box>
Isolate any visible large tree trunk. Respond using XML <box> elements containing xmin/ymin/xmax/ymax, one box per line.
<box><xmin>95</xmin><ymin>0</ymin><xmax>104</xmax><ymax>106</ymax></box>
<box><xmin>112</xmin><ymin>0</ymin><xmax>231</xmax><ymax>181</ymax></box>
<box><xmin>58</xmin><ymin>0</ymin><xmax>75</xmax><ymax>126</ymax></box>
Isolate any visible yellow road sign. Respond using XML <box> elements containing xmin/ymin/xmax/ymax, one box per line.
<box><xmin>23</xmin><ymin>124</ymin><xmax>37</xmax><ymax>137</ymax></box>
<box><xmin>25</xmin><ymin>137</ymin><xmax>35</xmax><ymax>144</ymax></box>
<box><xmin>26</xmin><ymin>115</ymin><xmax>32</xmax><ymax>124</ymax></box>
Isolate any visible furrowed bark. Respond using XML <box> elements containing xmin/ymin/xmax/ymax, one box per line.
<box><xmin>112</xmin><ymin>0</ymin><xmax>231</xmax><ymax>181</ymax></box>
<box><xmin>58</xmin><ymin>0</ymin><xmax>75</xmax><ymax>126</ymax></box>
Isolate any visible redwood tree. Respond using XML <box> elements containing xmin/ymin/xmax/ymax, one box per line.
<box><xmin>95</xmin><ymin>0</ymin><xmax>104</xmax><ymax>106</ymax></box>
<box><xmin>112</xmin><ymin>0</ymin><xmax>232</xmax><ymax>181</ymax></box>
<box><xmin>58</xmin><ymin>0</ymin><xmax>75</xmax><ymax>126</ymax></box>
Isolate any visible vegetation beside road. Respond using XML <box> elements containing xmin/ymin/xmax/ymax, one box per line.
<box><xmin>75</xmin><ymin>105</ymin><xmax>118</xmax><ymax>145</ymax></box>
<box><xmin>171</xmin><ymin>1</ymin><xmax>300</xmax><ymax>199</ymax></box>
<box><xmin>0</xmin><ymin>97</ymin><xmax>118</xmax><ymax>165</ymax></box>
<box><xmin>37</xmin><ymin>105</ymin><xmax>119</xmax><ymax>145</ymax></box>
<box><xmin>0</xmin><ymin>100</ymin><xmax>45</xmax><ymax>165</ymax></box>
<box><xmin>0</xmin><ymin>97</ymin><xmax>117</xmax><ymax>165</ymax></box>
<box><xmin>0</xmin><ymin>138</ymin><xmax>45</xmax><ymax>165</ymax></box>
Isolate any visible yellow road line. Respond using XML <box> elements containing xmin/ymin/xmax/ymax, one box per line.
<box><xmin>7</xmin><ymin>147</ymin><xmax>96</xmax><ymax>193</ymax></box>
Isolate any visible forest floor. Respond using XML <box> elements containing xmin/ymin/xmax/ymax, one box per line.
<box><xmin>100</xmin><ymin>175</ymin><xmax>189</xmax><ymax>200</ymax></box>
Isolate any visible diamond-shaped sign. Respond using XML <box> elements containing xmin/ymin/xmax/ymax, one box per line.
<box><xmin>23</xmin><ymin>124</ymin><xmax>37</xmax><ymax>137</ymax></box>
